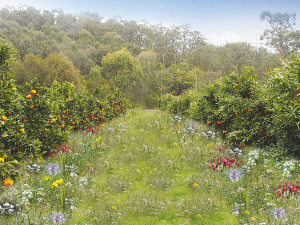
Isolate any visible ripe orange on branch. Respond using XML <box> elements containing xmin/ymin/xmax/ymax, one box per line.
<box><xmin>2</xmin><ymin>115</ymin><xmax>7</xmax><ymax>121</ymax></box>
<box><xmin>3</xmin><ymin>179</ymin><xmax>14</xmax><ymax>185</ymax></box>
<box><xmin>31</xmin><ymin>90</ymin><xmax>37</xmax><ymax>95</ymax></box>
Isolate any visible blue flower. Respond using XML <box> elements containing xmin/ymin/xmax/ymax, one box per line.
<box><xmin>46</xmin><ymin>162</ymin><xmax>61</xmax><ymax>174</ymax></box>
<box><xmin>227</xmin><ymin>169</ymin><xmax>243</xmax><ymax>181</ymax></box>
<box><xmin>51</xmin><ymin>212</ymin><xmax>66</xmax><ymax>223</ymax></box>
<box><xmin>271</xmin><ymin>207</ymin><xmax>286</xmax><ymax>219</ymax></box>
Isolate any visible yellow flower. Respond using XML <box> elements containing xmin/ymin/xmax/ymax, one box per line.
<box><xmin>173</xmin><ymin>142</ymin><xmax>178</xmax><ymax>146</ymax></box>
<box><xmin>20</xmin><ymin>128</ymin><xmax>25</xmax><ymax>133</ymax></box>
<box><xmin>44</xmin><ymin>176</ymin><xmax>52</xmax><ymax>181</ymax></box>
<box><xmin>197</xmin><ymin>214</ymin><xmax>202</xmax><ymax>218</ymax></box>
<box><xmin>277</xmin><ymin>198</ymin><xmax>281</xmax><ymax>202</ymax></box>
<box><xmin>250</xmin><ymin>217</ymin><xmax>256</xmax><ymax>220</ymax></box>
<box><xmin>135</xmin><ymin>169</ymin><xmax>140</xmax><ymax>173</ymax></box>
<box><xmin>51</xmin><ymin>179</ymin><xmax>63</xmax><ymax>188</ymax></box>
<box><xmin>51</xmin><ymin>181</ymin><xmax>59</xmax><ymax>188</ymax></box>
<box><xmin>112</xmin><ymin>206</ymin><xmax>117</xmax><ymax>210</ymax></box>
<box><xmin>194</xmin><ymin>183</ymin><xmax>199</xmax><ymax>187</ymax></box>
<box><xmin>0</xmin><ymin>158</ymin><xmax>4</xmax><ymax>162</ymax></box>
<box><xmin>57</xmin><ymin>179</ymin><xmax>64</xmax><ymax>184</ymax></box>
<box><xmin>244</xmin><ymin>211</ymin><xmax>249</xmax><ymax>214</ymax></box>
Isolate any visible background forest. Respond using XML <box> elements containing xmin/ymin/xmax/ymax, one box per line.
<box><xmin>0</xmin><ymin>6</ymin><xmax>281</xmax><ymax>107</ymax></box>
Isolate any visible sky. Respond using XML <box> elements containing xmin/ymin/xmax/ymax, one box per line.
<box><xmin>0</xmin><ymin>0</ymin><xmax>300</xmax><ymax>48</ymax></box>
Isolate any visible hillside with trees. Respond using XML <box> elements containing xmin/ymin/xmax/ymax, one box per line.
<box><xmin>0</xmin><ymin>6</ymin><xmax>282</xmax><ymax>107</ymax></box>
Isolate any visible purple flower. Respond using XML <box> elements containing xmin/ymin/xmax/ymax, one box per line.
<box><xmin>189</xmin><ymin>122</ymin><xmax>197</xmax><ymax>129</ymax></box>
<box><xmin>46</xmin><ymin>162</ymin><xmax>61</xmax><ymax>174</ymax></box>
<box><xmin>51</xmin><ymin>212</ymin><xmax>66</xmax><ymax>223</ymax></box>
<box><xmin>227</xmin><ymin>169</ymin><xmax>243</xmax><ymax>181</ymax></box>
<box><xmin>271</xmin><ymin>207</ymin><xmax>286</xmax><ymax>219</ymax></box>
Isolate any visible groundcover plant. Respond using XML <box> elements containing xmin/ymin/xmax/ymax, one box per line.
<box><xmin>1</xmin><ymin>110</ymin><xmax>300</xmax><ymax>224</ymax></box>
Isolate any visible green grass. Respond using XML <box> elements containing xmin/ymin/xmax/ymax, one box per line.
<box><xmin>1</xmin><ymin>110</ymin><xmax>300</xmax><ymax>224</ymax></box>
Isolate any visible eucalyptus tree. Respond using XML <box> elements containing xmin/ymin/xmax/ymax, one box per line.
<box><xmin>137</xmin><ymin>50</ymin><xmax>162</xmax><ymax>107</ymax></box>
<box><xmin>260</xmin><ymin>11</ymin><xmax>300</xmax><ymax>58</ymax></box>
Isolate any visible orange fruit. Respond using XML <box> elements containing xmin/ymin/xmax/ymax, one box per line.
<box><xmin>49</xmin><ymin>120</ymin><xmax>54</xmax><ymax>124</ymax></box>
<box><xmin>27</xmin><ymin>94</ymin><xmax>32</xmax><ymax>99</ymax></box>
<box><xmin>2</xmin><ymin>115</ymin><xmax>7</xmax><ymax>121</ymax></box>
<box><xmin>31</xmin><ymin>90</ymin><xmax>37</xmax><ymax>95</ymax></box>
<box><xmin>3</xmin><ymin>179</ymin><xmax>14</xmax><ymax>185</ymax></box>
<box><xmin>71</xmin><ymin>122</ymin><xmax>76</xmax><ymax>125</ymax></box>
<box><xmin>61</xmin><ymin>124</ymin><xmax>65</xmax><ymax>128</ymax></box>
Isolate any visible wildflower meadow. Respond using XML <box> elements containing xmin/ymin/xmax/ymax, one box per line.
<box><xmin>1</xmin><ymin>43</ymin><xmax>300</xmax><ymax>224</ymax></box>
<box><xmin>1</xmin><ymin>109</ymin><xmax>300</xmax><ymax>224</ymax></box>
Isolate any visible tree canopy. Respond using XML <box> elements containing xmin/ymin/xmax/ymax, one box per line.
<box><xmin>0</xmin><ymin>5</ymin><xmax>285</xmax><ymax>106</ymax></box>
<box><xmin>260</xmin><ymin>11</ymin><xmax>300</xmax><ymax>58</ymax></box>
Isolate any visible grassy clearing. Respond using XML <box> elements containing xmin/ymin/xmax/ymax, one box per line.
<box><xmin>1</xmin><ymin>110</ymin><xmax>300</xmax><ymax>224</ymax></box>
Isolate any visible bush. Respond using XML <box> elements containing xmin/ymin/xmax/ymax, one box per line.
<box><xmin>0</xmin><ymin>44</ymin><xmax>42</xmax><ymax>179</ymax></box>
<box><xmin>160</xmin><ymin>60</ymin><xmax>300</xmax><ymax>156</ymax></box>
<box><xmin>0</xmin><ymin>43</ymin><xmax>132</xmax><ymax>178</ymax></box>
<box><xmin>263</xmin><ymin>55</ymin><xmax>300</xmax><ymax>155</ymax></box>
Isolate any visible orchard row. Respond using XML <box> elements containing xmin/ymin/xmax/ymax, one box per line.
<box><xmin>158</xmin><ymin>55</ymin><xmax>300</xmax><ymax>156</ymax></box>
<box><xmin>0</xmin><ymin>75</ymin><xmax>131</xmax><ymax>179</ymax></box>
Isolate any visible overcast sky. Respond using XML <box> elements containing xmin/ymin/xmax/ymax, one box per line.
<box><xmin>1</xmin><ymin>0</ymin><xmax>300</xmax><ymax>48</ymax></box>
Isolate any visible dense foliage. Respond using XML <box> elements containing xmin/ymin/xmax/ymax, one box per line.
<box><xmin>159</xmin><ymin>55</ymin><xmax>300</xmax><ymax>156</ymax></box>
<box><xmin>0</xmin><ymin>6</ymin><xmax>279</xmax><ymax>106</ymax></box>
<box><xmin>0</xmin><ymin>44</ymin><xmax>131</xmax><ymax>179</ymax></box>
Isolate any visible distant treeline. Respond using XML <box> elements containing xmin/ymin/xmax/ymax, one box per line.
<box><xmin>0</xmin><ymin>6</ymin><xmax>279</xmax><ymax>107</ymax></box>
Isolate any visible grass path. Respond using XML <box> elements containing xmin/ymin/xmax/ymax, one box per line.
<box><xmin>69</xmin><ymin>110</ymin><xmax>239</xmax><ymax>224</ymax></box>
<box><xmin>3</xmin><ymin>109</ymin><xmax>300</xmax><ymax>224</ymax></box>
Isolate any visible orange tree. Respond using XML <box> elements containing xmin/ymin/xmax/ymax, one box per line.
<box><xmin>159</xmin><ymin>60</ymin><xmax>300</xmax><ymax>156</ymax></box>
<box><xmin>162</xmin><ymin>66</ymin><xmax>273</xmax><ymax>147</ymax></box>
<box><xmin>0</xmin><ymin>44</ymin><xmax>41</xmax><ymax>179</ymax></box>
<box><xmin>18</xmin><ymin>79</ymin><xmax>70</xmax><ymax>154</ymax></box>
<box><xmin>104</xmin><ymin>88</ymin><xmax>131</xmax><ymax>121</ymax></box>
<box><xmin>157</xmin><ymin>93</ymin><xmax>174</xmax><ymax>111</ymax></box>
<box><xmin>263</xmin><ymin>54</ymin><xmax>300</xmax><ymax>156</ymax></box>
